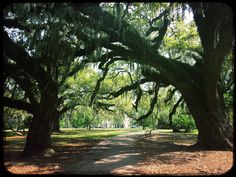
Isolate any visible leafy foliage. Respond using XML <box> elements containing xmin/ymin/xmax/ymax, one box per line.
<box><xmin>3</xmin><ymin>3</ymin><xmax>233</xmax><ymax>151</ymax></box>
<box><xmin>172</xmin><ymin>114</ymin><xmax>196</xmax><ymax>132</ymax></box>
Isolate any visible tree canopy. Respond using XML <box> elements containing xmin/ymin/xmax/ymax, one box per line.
<box><xmin>3</xmin><ymin>2</ymin><xmax>234</xmax><ymax>156</ymax></box>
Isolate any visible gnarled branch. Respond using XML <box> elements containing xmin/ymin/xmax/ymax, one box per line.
<box><xmin>4</xmin><ymin>62</ymin><xmax>39</xmax><ymax>104</ymax></box>
<box><xmin>3</xmin><ymin>31</ymin><xmax>57</xmax><ymax>92</ymax></box>
<box><xmin>110</xmin><ymin>78</ymin><xmax>152</xmax><ymax>98</ymax></box>
<box><xmin>168</xmin><ymin>96</ymin><xmax>184</xmax><ymax>127</ymax></box>
<box><xmin>3</xmin><ymin>97</ymin><xmax>36</xmax><ymax>114</ymax></box>
<box><xmin>133</xmin><ymin>86</ymin><xmax>143</xmax><ymax>111</ymax></box>
<box><xmin>164</xmin><ymin>88</ymin><xmax>177</xmax><ymax>104</ymax></box>
<box><xmin>136</xmin><ymin>84</ymin><xmax>159</xmax><ymax>121</ymax></box>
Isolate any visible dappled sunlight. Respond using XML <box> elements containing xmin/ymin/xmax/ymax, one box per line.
<box><xmin>4</xmin><ymin>129</ymin><xmax>233</xmax><ymax>175</ymax></box>
<box><xmin>54</xmin><ymin>130</ymin><xmax>233</xmax><ymax>175</ymax></box>
<box><xmin>138</xmin><ymin>150</ymin><xmax>233</xmax><ymax>175</ymax></box>
<box><xmin>173</xmin><ymin>142</ymin><xmax>195</xmax><ymax>146</ymax></box>
<box><xmin>4</xmin><ymin>129</ymin><xmax>144</xmax><ymax>174</ymax></box>
<box><xmin>135</xmin><ymin>133</ymin><xmax>233</xmax><ymax>175</ymax></box>
<box><xmin>95</xmin><ymin>153</ymin><xmax>141</xmax><ymax>164</ymax></box>
<box><xmin>67</xmin><ymin>131</ymin><xmax>233</xmax><ymax>175</ymax></box>
<box><xmin>3</xmin><ymin>1</ymin><xmax>233</xmax><ymax>175</ymax></box>
<box><xmin>66</xmin><ymin>132</ymin><xmax>144</xmax><ymax>174</ymax></box>
<box><xmin>6</xmin><ymin>164</ymin><xmax>61</xmax><ymax>175</ymax></box>
<box><xmin>92</xmin><ymin>146</ymin><xmax>111</xmax><ymax>150</ymax></box>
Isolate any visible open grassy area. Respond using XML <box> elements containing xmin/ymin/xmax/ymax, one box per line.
<box><xmin>3</xmin><ymin>128</ymin><xmax>198</xmax><ymax>148</ymax></box>
<box><xmin>3</xmin><ymin>128</ymin><xmax>198</xmax><ymax>146</ymax></box>
<box><xmin>3</xmin><ymin>128</ymin><xmax>144</xmax><ymax>146</ymax></box>
<box><xmin>50</xmin><ymin>128</ymin><xmax>144</xmax><ymax>145</ymax></box>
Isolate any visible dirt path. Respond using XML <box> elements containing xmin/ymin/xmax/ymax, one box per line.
<box><xmin>65</xmin><ymin>131</ymin><xmax>233</xmax><ymax>175</ymax></box>
<box><xmin>5</xmin><ymin>130</ymin><xmax>233</xmax><ymax>175</ymax></box>
<box><xmin>65</xmin><ymin>131</ymin><xmax>146</xmax><ymax>175</ymax></box>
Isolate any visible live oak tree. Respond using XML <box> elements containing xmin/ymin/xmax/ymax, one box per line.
<box><xmin>3</xmin><ymin>3</ymin><xmax>96</xmax><ymax>156</ymax></box>
<box><xmin>3</xmin><ymin>3</ymin><xmax>126</xmax><ymax>156</ymax></box>
<box><xmin>71</xmin><ymin>2</ymin><xmax>233</xmax><ymax>150</ymax></box>
<box><xmin>3</xmin><ymin>2</ymin><xmax>233</xmax><ymax>157</ymax></box>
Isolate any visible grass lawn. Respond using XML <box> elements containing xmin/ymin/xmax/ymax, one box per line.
<box><xmin>51</xmin><ymin>128</ymin><xmax>144</xmax><ymax>145</ymax></box>
<box><xmin>3</xmin><ymin>128</ymin><xmax>143</xmax><ymax>144</ymax></box>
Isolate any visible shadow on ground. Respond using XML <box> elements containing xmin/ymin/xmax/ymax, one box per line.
<box><xmin>5</xmin><ymin>131</ymin><xmax>215</xmax><ymax>175</ymax></box>
<box><xmin>64</xmin><ymin>132</ymin><xmax>200</xmax><ymax>175</ymax></box>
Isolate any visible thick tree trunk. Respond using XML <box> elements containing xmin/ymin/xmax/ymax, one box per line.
<box><xmin>183</xmin><ymin>87</ymin><xmax>233</xmax><ymax>150</ymax></box>
<box><xmin>21</xmin><ymin>92</ymin><xmax>58</xmax><ymax>157</ymax></box>
<box><xmin>52</xmin><ymin>117</ymin><xmax>61</xmax><ymax>132</ymax></box>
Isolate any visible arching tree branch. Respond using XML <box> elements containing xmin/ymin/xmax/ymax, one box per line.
<box><xmin>90</xmin><ymin>58</ymin><xmax>118</xmax><ymax>105</ymax></box>
<box><xmin>136</xmin><ymin>84</ymin><xmax>159</xmax><ymax>121</ymax></box>
<box><xmin>3</xmin><ymin>19</ymin><xmax>30</xmax><ymax>32</ymax></box>
<box><xmin>3</xmin><ymin>97</ymin><xmax>36</xmax><ymax>114</ymax></box>
<box><xmin>3</xmin><ymin>31</ymin><xmax>57</xmax><ymax>92</ymax></box>
<box><xmin>4</xmin><ymin>62</ymin><xmax>39</xmax><ymax>104</ymax></box>
<box><xmin>109</xmin><ymin>78</ymin><xmax>152</xmax><ymax>98</ymax></box>
<box><xmin>168</xmin><ymin>96</ymin><xmax>184</xmax><ymax>127</ymax></box>
<box><xmin>164</xmin><ymin>88</ymin><xmax>177</xmax><ymax>104</ymax></box>
<box><xmin>133</xmin><ymin>86</ymin><xmax>143</xmax><ymax>111</ymax></box>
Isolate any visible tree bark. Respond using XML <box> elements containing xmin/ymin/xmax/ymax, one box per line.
<box><xmin>21</xmin><ymin>92</ymin><xmax>58</xmax><ymax>157</ymax></box>
<box><xmin>182</xmin><ymin>86</ymin><xmax>233</xmax><ymax>150</ymax></box>
<box><xmin>52</xmin><ymin>117</ymin><xmax>61</xmax><ymax>132</ymax></box>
